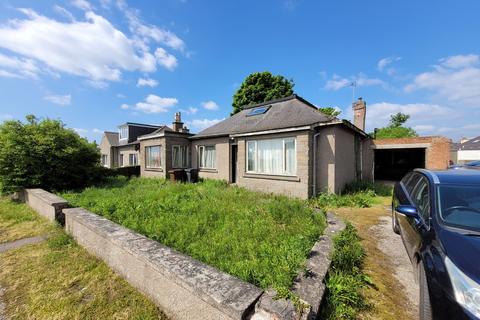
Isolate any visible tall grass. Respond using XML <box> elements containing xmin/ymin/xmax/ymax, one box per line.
<box><xmin>61</xmin><ymin>177</ymin><xmax>326</xmax><ymax>291</ymax></box>
<box><xmin>321</xmin><ymin>223</ymin><xmax>371</xmax><ymax>320</ymax></box>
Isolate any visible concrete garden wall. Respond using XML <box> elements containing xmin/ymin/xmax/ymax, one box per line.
<box><xmin>19</xmin><ymin>188</ymin><xmax>69</xmax><ymax>224</ymax></box>
<box><xmin>20</xmin><ymin>188</ymin><xmax>343</xmax><ymax>320</ymax></box>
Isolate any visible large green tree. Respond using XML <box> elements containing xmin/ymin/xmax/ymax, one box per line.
<box><xmin>232</xmin><ymin>71</ymin><xmax>294</xmax><ymax>114</ymax></box>
<box><xmin>0</xmin><ymin>115</ymin><xmax>102</xmax><ymax>193</ymax></box>
<box><xmin>374</xmin><ymin>112</ymin><xmax>418</xmax><ymax>139</ymax></box>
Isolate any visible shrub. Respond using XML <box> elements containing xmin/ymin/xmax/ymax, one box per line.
<box><xmin>312</xmin><ymin>190</ymin><xmax>376</xmax><ymax>209</ymax></box>
<box><xmin>343</xmin><ymin>180</ymin><xmax>393</xmax><ymax>197</ymax></box>
<box><xmin>321</xmin><ymin>223</ymin><xmax>371</xmax><ymax>320</ymax></box>
<box><xmin>0</xmin><ymin>115</ymin><xmax>103</xmax><ymax>193</ymax></box>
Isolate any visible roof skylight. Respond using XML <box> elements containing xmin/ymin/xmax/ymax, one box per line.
<box><xmin>246</xmin><ymin>105</ymin><xmax>270</xmax><ymax>116</ymax></box>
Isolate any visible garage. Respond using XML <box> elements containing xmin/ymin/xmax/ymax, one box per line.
<box><xmin>374</xmin><ymin>148</ymin><xmax>425</xmax><ymax>181</ymax></box>
<box><xmin>372</xmin><ymin>136</ymin><xmax>451</xmax><ymax>182</ymax></box>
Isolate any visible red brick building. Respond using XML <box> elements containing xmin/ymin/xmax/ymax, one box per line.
<box><xmin>372</xmin><ymin>136</ymin><xmax>451</xmax><ymax>180</ymax></box>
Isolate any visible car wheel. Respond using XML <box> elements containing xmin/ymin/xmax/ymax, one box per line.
<box><xmin>419</xmin><ymin>262</ymin><xmax>433</xmax><ymax>320</ymax></box>
<box><xmin>392</xmin><ymin>211</ymin><xmax>400</xmax><ymax>234</ymax></box>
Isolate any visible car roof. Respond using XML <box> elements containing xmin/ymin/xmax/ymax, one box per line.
<box><xmin>415</xmin><ymin>168</ymin><xmax>480</xmax><ymax>185</ymax></box>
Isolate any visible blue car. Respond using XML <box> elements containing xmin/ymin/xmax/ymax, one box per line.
<box><xmin>392</xmin><ymin>168</ymin><xmax>480</xmax><ymax>320</ymax></box>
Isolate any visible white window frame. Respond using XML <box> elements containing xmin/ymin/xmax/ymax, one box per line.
<box><xmin>101</xmin><ymin>154</ymin><xmax>108</xmax><ymax>167</ymax></box>
<box><xmin>172</xmin><ymin>145</ymin><xmax>189</xmax><ymax>168</ymax></box>
<box><xmin>129</xmin><ymin>153</ymin><xmax>138</xmax><ymax>166</ymax></box>
<box><xmin>198</xmin><ymin>145</ymin><xmax>216</xmax><ymax>169</ymax></box>
<box><xmin>119</xmin><ymin>154</ymin><xmax>124</xmax><ymax>167</ymax></box>
<box><xmin>246</xmin><ymin>137</ymin><xmax>297</xmax><ymax>176</ymax></box>
<box><xmin>119</xmin><ymin>125</ymin><xmax>128</xmax><ymax>141</ymax></box>
<box><xmin>145</xmin><ymin>145</ymin><xmax>162</xmax><ymax>169</ymax></box>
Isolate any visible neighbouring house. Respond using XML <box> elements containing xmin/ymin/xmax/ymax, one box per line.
<box><xmin>138</xmin><ymin>113</ymin><xmax>193</xmax><ymax>178</ymax></box>
<box><xmin>372</xmin><ymin>136</ymin><xmax>451</xmax><ymax>181</ymax></box>
<box><xmin>99</xmin><ymin>122</ymin><xmax>161</xmax><ymax>168</ymax></box>
<box><xmin>136</xmin><ymin>95</ymin><xmax>374</xmax><ymax>198</ymax></box>
<box><xmin>452</xmin><ymin>136</ymin><xmax>480</xmax><ymax>164</ymax></box>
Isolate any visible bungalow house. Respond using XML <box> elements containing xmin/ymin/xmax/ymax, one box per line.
<box><xmin>99</xmin><ymin>122</ymin><xmax>162</xmax><ymax>168</ymax></box>
<box><xmin>135</xmin><ymin>95</ymin><xmax>374</xmax><ymax>199</ymax></box>
<box><xmin>452</xmin><ymin>136</ymin><xmax>480</xmax><ymax>164</ymax></box>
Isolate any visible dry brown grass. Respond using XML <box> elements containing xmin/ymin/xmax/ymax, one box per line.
<box><xmin>334</xmin><ymin>197</ymin><xmax>413</xmax><ymax>320</ymax></box>
<box><xmin>0</xmin><ymin>197</ymin><xmax>56</xmax><ymax>243</ymax></box>
<box><xmin>0</xmin><ymin>230</ymin><xmax>167</xmax><ymax>320</ymax></box>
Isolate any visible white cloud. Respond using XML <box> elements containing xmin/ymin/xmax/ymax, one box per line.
<box><xmin>73</xmin><ymin>127</ymin><xmax>88</xmax><ymax>134</ymax></box>
<box><xmin>92</xmin><ymin>128</ymin><xmax>103</xmax><ymax>134</ymax></box>
<box><xmin>120</xmin><ymin>103</ymin><xmax>129</xmax><ymax>110</ymax></box>
<box><xmin>187</xmin><ymin>118</ymin><xmax>223</xmax><ymax>131</ymax></box>
<box><xmin>54</xmin><ymin>5</ymin><xmax>75</xmax><ymax>21</ymax></box>
<box><xmin>413</xmin><ymin>125</ymin><xmax>435</xmax><ymax>132</ymax></box>
<box><xmin>117</xmin><ymin>93</ymin><xmax>126</xmax><ymax>98</ymax></box>
<box><xmin>201</xmin><ymin>100</ymin><xmax>219</xmax><ymax>110</ymax></box>
<box><xmin>0</xmin><ymin>52</ymin><xmax>40</xmax><ymax>79</ymax></box>
<box><xmin>378</xmin><ymin>56</ymin><xmax>401</xmax><ymax>71</ymax></box>
<box><xmin>181</xmin><ymin>106</ymin><xmax>198</xmax><ymax>115</ymax></box>
<box><xmin>155</xmin><ymin>48</ymin><xmax>178</xmax><ymax>70</ymax></box>
<box><xmin>405</xmin><ymin>54</ymin><xmax>480</xmax><ymax>106</ymax></box>
<box><xmin>133</xmin><ymin>94</ymin><xmax>178</xmax><ymax>113</ymax></box>
<box><xmin>137</xmin><ymin>77</ymin><xmax>158</xmax><ymax>87</ymax></box>
<box><xmin>71</xmin><ymin>0</ymin><xmax>92</xmax><ymax>11</ymax></box>
<box><xmin>44</xmin><ymin>94</ymin><xmax>71</xmax><ymax>106</ymax></box>
<box><xmin>324</xmin><ymin>73</ymin><xmax>385</xmax><ymax>90</ymax></box>
<box><xmin>0</xmin><ymin>7</ymin><xmax>183</xmax><ymax>83</ymax></box>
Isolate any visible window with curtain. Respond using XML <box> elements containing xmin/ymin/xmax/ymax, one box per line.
<box><xmin>129</xmin><ymin>153</ymin><xmax>138</xmax><ymax>166</ymax></box>
<box><xmin>119</xmin><ymin>154</ymin><xmax>124</xmax><ymax>167</ymax></box>
<box><xmin>145</xmin><ymin>145</ymin><xmax>162</xmax><ymax>169</ymax></box>
<box><xmin>199</xmin><ymin>145</ymin><xmax>216</xmax><ymax>169</ymax></box>
<box><xmin>172</xmin><ymin>145</ymin><xmax>189</xmax><ymax>168</ymax></box>
<box><xmin>101</xmin><ymin>154</ymin><xmax>108</xmax><ymax>166</ymax></box>
<box><xmin>246</xmin><ymin>137</ymin><xmax>296</xmax><ymax>176</ymax></box>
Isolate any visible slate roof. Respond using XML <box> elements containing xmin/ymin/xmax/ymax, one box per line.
<box><xmin>192</xmin><ymin>95</ymin><xmax>335</xmax><ymax>138</ymax></box>
<box><xmin>103</xmin><ymin>131</ymin><xmax>119</xmax><ymax>146</ymax></box>
<box><xmin>137</xmin><ymin>125</ymin><xmax>193</xmax><ymax>140</ymax></box>
<box><xmin>459</xmin><ymin>136</ymin><xmax>480</xmax><ymax>151</ymax></box>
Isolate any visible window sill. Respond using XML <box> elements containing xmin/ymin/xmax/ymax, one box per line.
<box><xmin>145</xmin><ymin>168</ymin><xmax>163</xmax><ymax>172</ymax></box>
<box><xmin>243</xmin><ymin>173</ymin><xmax>300</xmax><ymax>182</ymax></box>
<box><xmin>199</xmin><ymin>168</ymin><xmax>218</xmax><ymax>173</ymax></box>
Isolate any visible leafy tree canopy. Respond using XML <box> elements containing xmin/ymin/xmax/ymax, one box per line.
<box><xmin>374</xmin><ymin>112</ymin><xmax>418</xmax><ymax>139</ymax></box>
<box><xmin>0</xmin><ymin>115</ymin><xmax>103</xmax><ymax>193</ymax></box>
<box><xmin>232</xmin><ymin>71</ymin><xmax>294</xmax><ymax>114</ymax></box>
<box><xmin>318</xmin><ymin>107</ymin><xmax>341</xmax><ymax>118</ymax></box>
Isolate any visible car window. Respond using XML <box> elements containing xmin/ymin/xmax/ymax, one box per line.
<box><xmin>404</xmin><ymin>173</ymin><xmax>421</xmax><ymax>194</ymax></box>
<box><xmin>411</xmin><ymin>177</ymin><xmax>430</xmax><ymax>221</ymax></box>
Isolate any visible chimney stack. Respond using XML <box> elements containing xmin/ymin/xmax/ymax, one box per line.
<box><xmin>352</xmin><ymin>97</ymin><xmax>366</xmax><ymax>131</ymax></box>
<box><xmin>172</xmin><ymin>112</ymin><xmax>183</xmax><ymax>132</ymax></box>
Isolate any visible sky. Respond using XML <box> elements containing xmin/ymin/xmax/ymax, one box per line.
<box><xmin>0</xmin><ymin>0</ymin><xmax>479</xmax><ymax>142</ymax></box>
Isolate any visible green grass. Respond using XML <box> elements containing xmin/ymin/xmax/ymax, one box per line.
<box><xmin>0</xmin><ymin>197</ymin><xmax>57</xmax><ymax>243</ymax></box>
<box><xmin>61</xmin><ymin>177</ymin><xmax>326</xmax><ymax>291</ymax></box>
<box><xmin>311</xmin><ymin>181</ymin><xmax>393</xmax><ymax>210</ymax></box>
<box><xmin>0</xmin><ymin>229</ymin><xmax>166</xmax><ymax>320</ymax></box>
<box><xmin>320</xmin><ymin>223</ymin><xmax>371</xmax><ymax>320</ymax></box>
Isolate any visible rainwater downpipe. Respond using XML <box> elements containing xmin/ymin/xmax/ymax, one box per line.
<box><xmin>312</xmin><ymin>131</ymin><xmax>322</xmax><ymax>196</ymax></box>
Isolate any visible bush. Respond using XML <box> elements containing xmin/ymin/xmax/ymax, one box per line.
<box><xmin>312</xmin><ymin>190</ymin><xmax>376</xmax><ymax>209</ymax></box>
<box><xmin>321</xmin><ymin>223</ymin><xmax>370</xmax><ymax>320</ymax></box>
<box><xmin>343</xmin><ymin>180</ymin><xmax>393</xmax><ymax>197</ymax></box>
<box><xmin>0</xmin><ymin>115</ymin><xmax>103</xmax><ymax>193</ymax></box>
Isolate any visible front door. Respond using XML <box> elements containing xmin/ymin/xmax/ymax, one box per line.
<box><xmin>231</xmin><ymin>145</ymin><xmax>238</xmax><ymax>183</ymax></box>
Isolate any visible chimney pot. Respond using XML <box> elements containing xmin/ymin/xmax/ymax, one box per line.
<box><xmin>172</xmin><ymin>112</ymin><xmax>184</xmax><ymax>132</ymax></box>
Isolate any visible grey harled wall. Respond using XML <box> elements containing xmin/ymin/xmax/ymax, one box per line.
<box><xmin>63</xmin><ymin>207</ymin><xmax>263</xmax><ymax>320</ymax></box>
<box><xmin>20</xmin><ymin>188</ymin><xmax>69</xmax><ymax>223</ymax></box>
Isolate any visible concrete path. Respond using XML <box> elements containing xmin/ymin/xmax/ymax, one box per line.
<box><xmin>0</xmin><ymin>236</ymin><xmax>47</xmax><ymax>254</ymax></box>
<box><xmin>371</xmin><ymin>209</ymin><xmax>419</xmax><ymax>316</ymax></box>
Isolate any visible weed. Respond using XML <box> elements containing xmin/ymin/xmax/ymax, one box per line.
<box><xmin>320</xmin><ymin>223</ymin><xmax>371</xmax><ymax>320</ymax></box>
<box><xmin>61</xmin><ymin>177</ymin><xmax>326</xmax><ymax>290</ymax></box>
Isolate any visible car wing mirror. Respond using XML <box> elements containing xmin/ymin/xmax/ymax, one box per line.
<box><xmin>395</xmin><ymin>205</ymin><xmax>419</xmax><ymax>219</ymax></box>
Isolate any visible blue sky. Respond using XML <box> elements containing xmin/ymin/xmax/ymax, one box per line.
<box><xmin>0</xmin><ymin>0</ymin><xmax>479</xmax><ymax>141</ymax></box>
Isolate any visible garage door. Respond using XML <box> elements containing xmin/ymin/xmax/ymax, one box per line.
<box><xmin>374</xmin><ymin>148</ymin><xmax>426</xmax><ymax>181</ymax></box>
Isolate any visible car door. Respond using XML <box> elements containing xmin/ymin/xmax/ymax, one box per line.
<box><xmin>400</xmin><ymin>175</ymin><xmax>431</xmax><ymax>261</ymax></box>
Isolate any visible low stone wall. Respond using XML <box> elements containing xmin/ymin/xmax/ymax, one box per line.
<box><xmin>19</xmin><ymin>189</ymin><xmax>68</xmax><ymax>224</ymax></box>
<box><xmin>18</xmin><ymin>188</ymin><xmax>343</xmax><ymax>320</ymax></box>
<box><xmin>63</xmin><ymin>207</ymin><xmax>263</xmax><ymax>320</ymax></box>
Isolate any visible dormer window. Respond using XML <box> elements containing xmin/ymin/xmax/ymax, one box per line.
<box><xmin>119</xmin><ymin>125</ymin><xmax>128</xmax><ymax>140</ymax></box>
